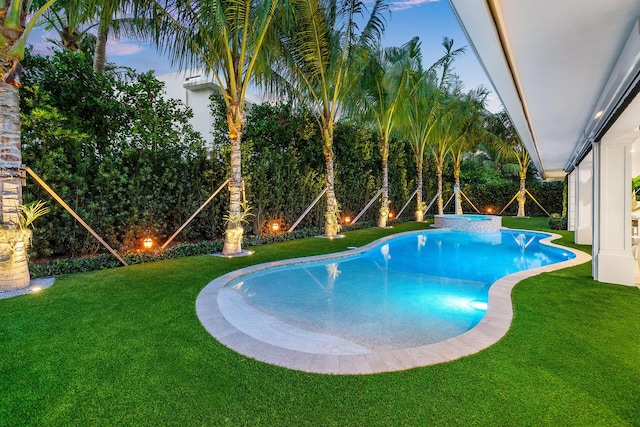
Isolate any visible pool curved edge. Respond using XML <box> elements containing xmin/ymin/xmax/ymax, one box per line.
<box><xmin>195</xmin><ymin>229</ymin><xmax>591</xmax><ymax>375</ymax></box>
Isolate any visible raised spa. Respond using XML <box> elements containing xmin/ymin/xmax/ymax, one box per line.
<box><xmin>434</xmin><ymin>214</ymin><xmax>502</xmax><ymax>232</ymax></box>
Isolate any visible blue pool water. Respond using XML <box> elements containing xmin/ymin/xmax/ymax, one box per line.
<box><xmin>222</xmin><ymin>230</ymin><xmax>575</xmax><ymax>350</ymax></box>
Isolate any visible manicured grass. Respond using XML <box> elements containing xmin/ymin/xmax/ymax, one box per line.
<box><xmin>1</xmin><ymin>220</ymin><xmax>638</xmax><ymax>426</ymax></box>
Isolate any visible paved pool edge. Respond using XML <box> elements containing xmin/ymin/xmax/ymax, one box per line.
<box><xmin>195</xmin><ymin>229</ymin><xmax>591</xmax><ymax>375</ymax></box>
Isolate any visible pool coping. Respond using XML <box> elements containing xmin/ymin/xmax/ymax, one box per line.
<box><xmin>195</xmin><ymin>228</ymin><xmax>591</xmax><ymax>375</ymax></box>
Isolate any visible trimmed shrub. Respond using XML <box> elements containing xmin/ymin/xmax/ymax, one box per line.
<box><xmin>548</xmin><ymin>214</ymin><xmax>568</xmax><ymax>230</ymax></box>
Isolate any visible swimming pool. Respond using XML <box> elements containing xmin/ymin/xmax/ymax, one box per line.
<box><xmin>196</xmin><ymin>229</ymin><xmax>589</xmax><ymax>374</ymax></box>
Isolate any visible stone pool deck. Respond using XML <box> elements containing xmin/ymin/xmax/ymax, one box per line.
<box><xmin>196</xmin><ymin>231</ymin><xmax>591</xmax><ymax>375</ymax></box>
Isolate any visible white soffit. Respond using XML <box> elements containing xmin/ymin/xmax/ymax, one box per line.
<box><xmin>448</xmin><ymin>0</ymin><xmax>640</xmax><ymax>179</ymax></box>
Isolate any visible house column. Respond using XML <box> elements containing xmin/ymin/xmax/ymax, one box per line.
<box><xmin>567</xmin><ymin>170</ymin><xmax>576</xmax><ymax>231</ymax></box>
<box><xmin>592</xmin><ymin>136</ymin><xmax>634</xmax><ymax>286</ymax></box>
<box><xmin>575</xmin><ymin>151</ymin><xmax>592</xmax><ymax>245</ymax></box>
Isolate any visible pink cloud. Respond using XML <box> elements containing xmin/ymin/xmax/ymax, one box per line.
<box><xmin>107</xmin><ymin>39</ymin><xmax>144</xmax><ymax>56</ymax></box>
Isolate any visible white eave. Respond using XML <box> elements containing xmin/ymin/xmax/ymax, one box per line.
<box><xmin>448</xmin><ymin>0</ymin><xmax>640</xmax><ymax>180</ymax></box>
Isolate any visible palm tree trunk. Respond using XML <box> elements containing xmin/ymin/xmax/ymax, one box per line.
<box><xmin>415</xmin><ymin>160</ymin><xmax>424</xmax><ymax>222</ymax></box>
<box><xmin>454</xmin><ymin>159</ymin><xmax>462</xmax><ymax>214</ymax></box>
<box><xmin>0</xmin><ymin>82</ymin><xmax>30</xmax><ymax>290</ymax></box>
<box><xmin>322</xmin><ymin>126</ymin><xmax>339</xmax><ymax>237</ymax></box>
<box><xmin>378</xmin><ymin>135</ymin><xmax>389</xmax><ymax>228</ymax></box>
<box><xmin>93</xmin><ymin>25</ymin><xmax>108</xmax><ymax>73</ymax></box>
<box><xmin>436</xmin><ymin>154</ymin><xmax>444</xmax><ymax>215</ymax></box>
<box><xmin>222</xmin><ymin>104</ymin><xmax>245</xmax><ymax>255</ymax></box>
<box><xmin>517</xmin><ymin>172</ymin><xmax>526</xmax><ymax>217</ymax></box>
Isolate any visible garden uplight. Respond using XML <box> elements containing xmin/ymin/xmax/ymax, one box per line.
<box><xmin>388</xmin><ymin>211</ymin><xmax>394</xmax><ymax>219</ymax></box>
<box><xmin>344</xmin><ymin>216</ymin><xmax>351</xmax><ymax>224</ymax></box>
<box><xmin>143</xmin><ymin>237</ymin><xmax>154</xmax><ymax>250</ymax></box>
<box><xmin>271</xmin><ymin>222</ymin><xmax>280</xmax><ymax>232</ymax></box>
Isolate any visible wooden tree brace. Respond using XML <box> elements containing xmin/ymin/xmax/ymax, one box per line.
<box><xmin>26</xmin><ymin>167</ymin><xmax>128</xmax><ymax>267</ymax></box>
<box><xmin>351</xmin><ymin>188</ymin><xmax>383</xmax><ymax>225</ymax></box>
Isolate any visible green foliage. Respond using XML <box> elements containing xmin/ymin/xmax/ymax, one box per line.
<box><xmin>18</xmin><ymin>49</ymin><xmax>563</xmax><ymax>267</ymax></box>
<box><xmin>20</xmin><ymin>49</ymin><xmax>223</xmax><ymax>257</ymax></box>
<box><xmin>240</xmin><ymin>101</ymin><xmax>324</xmax><ymax>231</ymax></box>
<box><xmin>239</xmin><ymin>103</ymin><xmax>418</xmax><ymax>229</ymax></box>
<box><xmin>18</xmin><ymin>200</ymin><xmax>49</xmax><ymax>229</ymax></box>
<box><xmin>334</xmin><ymin>121</ymin><xmax>380</xmax><ymax>220</ymax></box>
<box><xmin>549</xmin><ymin>213</ymin><xmax>568</xmax><ymax>230</ymax></box>
<box><xmin>454</xmin><ymin>154</ymin><xmax>563</xmax><ymax>216</ymax></box>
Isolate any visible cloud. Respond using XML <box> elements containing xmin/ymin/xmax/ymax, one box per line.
<box><xmin>388</xmin><ymin>0</ymin><xmax>439</xmax><ymax>11</ymax></box>
<box><xmin>107</xmin><ymin>39</ymin><xmax>144</xmax><ymax>56</ymax></box>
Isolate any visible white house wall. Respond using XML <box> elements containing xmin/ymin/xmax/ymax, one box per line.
<box><xmin>575</xmin><ymin>151</ymin><xmax>592</xmax><ymax>245</ymax></box>
<box><xmin>156</xmin><ymin>69</ymin><xmax>217</xmax><ymax>147</ymax></box>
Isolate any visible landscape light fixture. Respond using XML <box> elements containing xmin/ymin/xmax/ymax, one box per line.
<box><xmin>143</xmin><ymin>237</ymin><xmax>154</xmax><ymax>250</ymax></box>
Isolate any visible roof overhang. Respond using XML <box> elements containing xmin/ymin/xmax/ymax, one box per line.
<box><xmin>448</xmin><ymin>0</ymin><xmax>640</xmax><ymax>180</ymax></box>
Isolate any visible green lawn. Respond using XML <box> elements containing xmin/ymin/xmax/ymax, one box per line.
<box><xmin>1</xmin><ymin>220</ymin><xmax>639</xmax><ymax>426</ymax></box>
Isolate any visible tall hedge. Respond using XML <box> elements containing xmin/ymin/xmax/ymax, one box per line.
<box><xmin>19</xmin><ymin>50</ymin><xmax>563</xmax><ymax>261</ymax></box>
<box><xmin>20</xmin><ymin>50</ymin><xmax>225</xmax><ymax>257</ymax></box>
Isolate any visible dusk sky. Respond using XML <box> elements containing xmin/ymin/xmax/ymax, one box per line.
<box><xmin>30</xmin><ymin>0</ymin><xmax>502</xmax><ymax>111</ymax></box>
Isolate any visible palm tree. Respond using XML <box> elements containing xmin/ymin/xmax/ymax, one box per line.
<box><xmin>349</xmin><ymin>37</ymin><xmax>421</xmax><ymax>227</ymax></box>
<box><xmin>37</xmin><ymin>0</ymin><xmax>96</xmax><ymax>52</ymax></box>
<box><xmin>430</xmin><ymin>36</ymin><xmax>465</xmax><ymax>94</ymax></box>
<box><xmin>488</xmin><ymin>110</ymin><xmax>531</xmax><ymax>217</ymax></box>
<box><xmin>487</xmin><ymin>110</ymin><xmax>531</xmax><ymax>217</ymax></box>
<box><xmin>1</xmin><ymin>0</ymin><xmax>56</xmax><ymax>290</ymax></box>
<box><xmin>448</xmin><ymin>87</ymin><xmax>490</xmax><ymax>214</ymax></box>
<box><xmin>276</xmin><ymin>0</ymin><xmax>387</xmax><ymax>237</ymax></box>
<box><xmin>141</xmin><ymin>0</ymin><xmax>283</xmax><ymax>254</ymax></box>
<box><xmin>92</xmin><ymin>0</ymin><xmax>128</xmax><ymax>73</ymax></box>
<box><xmin>397</xmin><ymin>69</ymin><xmax>441</xmax><ymax>222</ymax></box>
<box><xmin>428</xmin><ymin>37</ymin><xmax>466</xmax><ymax>214</ymax></box>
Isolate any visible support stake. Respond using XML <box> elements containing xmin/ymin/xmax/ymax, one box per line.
<box><xmin>161</xmin><ymin>179</ymin><xmax>230</xmax><ymax>250</ymax></box>
<box><xmin>26</xmin><ymin>167</ymin><xmax>128</xmax><ymax>267</ymax></box>
<box><xmin>395</xmin><ymin>189</ymin><xmax>418</xmax><ymax>219</ymax></box>
<box><xmin>460</xmin><ymin>190</ymin><xmax>481</xmax><ymax>214</ymax></box>
<box><xmin>422</xmin><ymin>192</ymin><xmax>440</xmax><ymax>216</ymax></box>
<box><xmin>442</xmin><ymin>192</ymin><xmax>455</xmax><ymax>210</ymax></box>
<box><xmin>499</xmin><ymin>192</ymin><xmax>520</xmax><ymax>215</ymax></box>
<box><xmin>288</xmin><ymin>188</ymin><xmax>327</xmax><ymax>233</ymax></box>
<box><xmin>525</xmin><ymin>189</ymin><xmax>551</xmax><ymax>216</ymax></box>
<box><xmin>351</xmin><ymin>188</ymin><xmax>383</xmax><ymax>225</ymax></box>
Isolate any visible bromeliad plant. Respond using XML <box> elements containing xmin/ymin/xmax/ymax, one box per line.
<box><xmin>222</xmin><ymin>200</ymin><xmax>253</xmax><ymax>254</ymax></box>
<box><xmin>0</xmin><ymin>201</ymin><xmax>49</xmax><ymax>290</ymax></box>
<box><xmin>0</xmin><ymin>201</ymin><xmax>50</xmax><ymax>258</ymax></box>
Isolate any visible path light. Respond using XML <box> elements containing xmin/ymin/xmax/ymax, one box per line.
<box><xmin>143</xmin><ymin>237</ymin><xmax>153</xmax><ymax>250</ymax></box>
<box><xmin>388</xmin><ymin>211</ymin><xmax>394</xmax><ymax>219</ymax></box>
<box><xmin>486</xmin><ymin>207</ymin><xmax>493</xmax><ymax>214</ymax></box>
<box><xmin>270</xmin><ymin>222</ymin><xmax>280</xmax><ymax>233</ymax></box>
<box><xmin>343</xmin><ymin>216</ymin><xmax>351</xmax><ymax>224</ymax></box>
